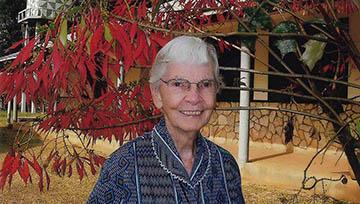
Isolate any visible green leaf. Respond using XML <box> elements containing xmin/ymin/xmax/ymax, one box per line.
<box><xmin>49</xmin><ymin>22</ymin><xmax>55</xmax><ymax>30</ymax></box>
<box><xmin>244</xmin><ymin>7</ymin><xmax>272</xmax><ymax>30</ymax></box>
<box><xmin>258</xmin><ymin>0</ymin><xmax>280</xmax><ymax>11</ymax></box>
<box><xmin>237</xmin><ymin>24</ymin><xmax>256</xmax><ymax>51</ymax></box>
<box><xmin>104</xmin><ymin>24</ymin><xmax>112</xmax><ymax>42</ymax></box>
<box><xmin>275</xmin><ymin>39</ymin><xmax>297</xmax><ymax>58</ymax></box>
<box><xmin>272</xmin><ymin>21</ymin><xmax>299</xmax><ymax>57</ymax></box>
<box><xmin>152</xmin><ymin>0</ymin><xmax>165</xmax><ymax>21</ymax></box>
<box><xmin>305</xmin><ymin>18</ymin><xmax>327</xmax><ymax>25</ymax></box>
<box><xmin>273</xmin><ymin>21</ymin><xmax>298</xmax><ymax>33</ymax></box>
<box><xmin>356</xmin><ymin>119</ymin><xmax>360</xmax><ymax>136</ymax></box>
<box><xmin>59</xmin><ymin>18</ymin><xmax>67</xmax><ymax>47</ymax></box>
<box><xmin>79</xmin><ymin>16</ymin><xmax>85</xmax><ymax>29</ymax></box>
<box><xmin>300</xmin><ymin>34</ymin><xmax>327</xmax><ymax>70</ymax></box>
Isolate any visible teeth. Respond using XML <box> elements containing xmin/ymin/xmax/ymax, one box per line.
<box><xmin>181</xmin><ymin>111</ymin><xmax>202</xmax><ymax>116</ymax></box>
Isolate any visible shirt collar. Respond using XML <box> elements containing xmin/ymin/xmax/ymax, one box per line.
<box><xmin>151</xmin><ymin>118</ymin><xmax>210</xmax><ymax>188</ymax></box>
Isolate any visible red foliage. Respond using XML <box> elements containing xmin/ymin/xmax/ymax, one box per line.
<box><xmin>1</xmin><ymin>0</ymin><xmax>356</xmax><ymax>191</ymax></box>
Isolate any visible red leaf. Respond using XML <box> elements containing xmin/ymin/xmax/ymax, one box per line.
<box><xmin>322</xmin><ymin>64</ymin><xmax>330</xmax><ymax>72</ymax></box>
<box><xmin>134</xmin><ymin>31</ymin><xmax>147</xmax><ymax>62</ymax></box>
<box><xmin>137</xmin><ymin>1</ymin><xmax>147</xmax><ymax>18</ymax></box>
<box><xmin>28</xmin><ymin>156</ymin><xmax>44</xmax><ymax>192</ymax></box>
<box><xmin>217</xmin><ymin>13</ymin><xmax>225</xmax><ymax>22</ymax></box>
<box><xmin>14</xmin><ymin>72</ymin><xmax>25</xmax><ymax>94</ymax></box>
<box><xmin>27</xmin><ymin>50</ymin><xmax>45</xmax><ymax>72</ymax></box>
<box><xmin>52</xmin><ymin>157</ymin><xmax>61</xmax><ymax>175</ymax></box>
<box><xmin>339</xmin><ymin>64</ymin><xmax>345</xmax><ymax>74</ymax></box>
<box><xmin>89</xmin><ymin>158</ymin><xmax>96</xmax><ymax>176</ymax></box>
<box><xmin>108</xmin><ymin>23</ymin><xmax>133</xmax><ymax>72</ymax></box>
<box><xmin>150</xmin><ymin>33</ymin><xmax>170</xmax><ymax>47</ymax></box>
<box><xmin>45</xmin><ymin>169</ymin><xmax>50</xmax><ymax>190</ymax></box>
<box><xmin>7</xmin><ymin>38</ymin><xmax>27</xmax><ymax>51</ymax></box>
<box><xmin>52</xmin><ymin>46</ymin><xmax>62</xmax><ymax>78</ymax></box>
<box><xmin>76</xmin><ymin>160</ymin><xmax>84</xmax><ymax>181</ymax></box>
<box><xmin>18</xmin><ymin>158</ymin><xmax>30</xmax><ymax>184</ymax></box>
<box><xmin>8</xmin><ymin>174</ymin><xmax>13</xmax><ymax>188</ymax></box>
<box><xmin>68</xmin><ymin>164</ymin><xmax>73</xmax><ymax>177</ymax></box>
<box><xmin>90</xmin><ymin>25</ymin><xmax>104</xmax><ymax>60</ymax></box>
<box><xmin>61</xmin><ymin>158</ymin><xmax>67</xmax><ymax>176</ymax></box>
<box><xmin>93</xmin><ymin>155</ymin><xmax>106</xmax><ymax>167</ymax></box>
<box><xmin>30</xmin><ymin>156</ymin><xmax>43</xmax><ymax>177</ymax></box>
<box><xmin>218</xmin><ymin>40</ymin><xmax>225</xmax><ymax>53</ymax></box>
<box><xmin>103</xmin><ymin>93</ymin><xmax>115</xmax><ymax>108</ymax></box>
<box><xmin>10</xmin><ymin>154</ymin><xmax>20</xmax><ymax>175</ymax></box>
<box><xmin>0</xmin><ymin>152</ymin><xmax>15</xmax><ymax>190</ymax></box>
<box><xmin>130</xmin><ymin>22</ymin><xmax>138</xmax><ymax>43</ymax></box>
<box><xmin>10</xmin><ymin>37</ymin><xmax>37</xmax><ymax>68</ymax></box>
<box><xmin>150</xmin><ymin>43</ymin><xmax>157</xmax><ymax>63</ymax></box>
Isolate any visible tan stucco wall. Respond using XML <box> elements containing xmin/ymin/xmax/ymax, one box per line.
<box><xmin>253</xmin><ymin>32</ymin><xmax>269</xmax><ymax>101</ymax></box>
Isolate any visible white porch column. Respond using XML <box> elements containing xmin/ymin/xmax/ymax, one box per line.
<box><xmin>7</xmin><ymin>101</ymin><xmax>12</xmax><ymax>124</ymax></box>
<box><xmin>12</xmin><ymin>96</ymin><xmax>18</xmax><ymax>122</ymax></box>
<box><xmin>31</xmin><ymin>101</ymin><xmax>36</xmax><ymax>113</ymax></box>
<box><xmin>238</xmin><ymin>46</ymin><xmax>251</xmax><ymax>165</ymax></box>
<box><xmin>21</xmin><ymin>92</ymin><xmax>26</xmax><ymax>112</ymax></box>
<box><xmin>116</xmin><ymin>64</ymin><xmax>124</xmax><ymax>87</ymax></box>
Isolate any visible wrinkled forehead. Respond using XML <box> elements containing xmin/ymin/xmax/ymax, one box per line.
<box><xmin>163</xmin><ymin>62</ymin><xmax>215</xmax><ymax>79</ymax></box>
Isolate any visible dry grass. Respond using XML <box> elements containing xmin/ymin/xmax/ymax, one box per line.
<box><xmin>0</xmin><ymin>160</ymin><xmax>97</xmax><ymax>204</ymax></box>
<box><xmin>0</xmin><ymin>147</ymin><xmax>351</xmax><ymax>204</ymax></box>
<box><xmin>0</xmin><ymin>117</ymin><xmax>353</xmax><ymax>204</ymax></box>
<box><xmin>0</xmin><ymin>169</ymin><xmax>350</xmax><ymax>204</ymax></box>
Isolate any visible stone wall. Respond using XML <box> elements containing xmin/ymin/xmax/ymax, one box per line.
<box><xmin>201</xmin><ymin>102</ymin><xmax>360</xmax><ymax>150</ymax></box>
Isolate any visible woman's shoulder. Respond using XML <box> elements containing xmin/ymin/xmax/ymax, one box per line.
<box><xmin>102</xmin><ymin>132</ymin><xmax>152</xmax><ymax>172</ymax></box>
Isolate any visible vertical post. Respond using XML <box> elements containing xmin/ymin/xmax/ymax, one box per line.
<box><xmin>21</xmin><ymin>23</ymin><xmax>29</xmax><ymax>113</ymax></box>
<box><xmin>53</xmin><ymin>101</ymin><xmax>57</xmax><ymax>111</ymax></box>
<box><xmin>12</xmin><ymin>96</ymin><xmax>18</xmax><ymax>122</ymax></box>
<box><xmin>7</xmin><ymin>101</ymin><xmax>12</xmax><ymax>124</ymax></box>
<box><xmin>238</xmin><ymin>46</ymin><xmax>251</xmax><ymax>165</ymax></box>
<box><xmin>31</xmin><ymin>101</ymin><xmax>36</xmax><ymax>113</ymax></box>
<box><xmin>117</xmin><ymin>64</ymin><xmax>124</xmax><ymax>87</ymax></box>
<box><xmin>21</xmin><ymin>92</ymin><xmax>26</xmax><ymax>112</ymax></box>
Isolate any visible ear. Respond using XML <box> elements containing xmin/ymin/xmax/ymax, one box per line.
<box><xmin>150</xmin><ymin>84</ymin><xmax>163</xmax><ymax>109</ymax></box>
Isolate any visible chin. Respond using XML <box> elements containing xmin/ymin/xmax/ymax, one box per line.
<box><xmin>180</xmin><ymin>121</ymin><xmax>208</xmax><ymax>132</ymax></box>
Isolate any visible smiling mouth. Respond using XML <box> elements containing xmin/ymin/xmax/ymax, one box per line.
<box><xmin>180</xmin><ymin>110</ymin><xmax>202</xmax><ymax>116</ymax></box>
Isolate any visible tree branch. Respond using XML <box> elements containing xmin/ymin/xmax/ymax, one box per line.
<box><xmin>215</xmin><ymin>106</ymin><xmax>340</xmax><ymax>124</ymax></box>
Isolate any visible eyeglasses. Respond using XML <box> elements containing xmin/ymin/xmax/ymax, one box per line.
<box><xmin>160</xmin><ymin>78</ymin><xmax>218</xmax><ymax>93</ymax></box>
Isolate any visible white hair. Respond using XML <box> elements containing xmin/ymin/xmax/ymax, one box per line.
<box><xmin>149</xmin><ymin>36</ymin><xmax>220</xmax><ymax>87</ymax></box>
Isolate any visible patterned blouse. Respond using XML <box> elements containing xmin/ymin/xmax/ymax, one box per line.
<box><xmin>87</xmin><ymin>119</ymin><xmax>245</xmax><ymax>203</ymax></box>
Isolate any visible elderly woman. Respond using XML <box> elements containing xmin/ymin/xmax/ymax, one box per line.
<box><xmin>88</xmin><ymin>36</ymin><xmax>245</xmax><ymax>203</ymax></box>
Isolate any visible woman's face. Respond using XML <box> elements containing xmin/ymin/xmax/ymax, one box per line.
<box><xmin>151</xmin><ymin>62</ymin><xmax>217</xmax><ymax>136</ymax></box>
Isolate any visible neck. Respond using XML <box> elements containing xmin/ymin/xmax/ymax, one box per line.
<box><xmin>166</xmin><ymin>124</ymin><xmax>197</xmax><ymax>156</ymax></box>
<box><xmin>165</xmin><ymin>124</ymin><xmax>197</xmax><ymax>175</ymax></box>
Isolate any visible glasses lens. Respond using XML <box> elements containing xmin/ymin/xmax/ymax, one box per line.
<box><xmin>163</xmin><ymin>78</ymin><xmax>217</xmax><ymax>93</ymax></box>
<box><xmin>198</xmin><ymin>80</ymin><xmax>217</xmax><ymax>90</ymax></box>
<box><xmin>168</xmin><ymin>79</ymin><xmax>190</xmax><ymax>89</ymax></box>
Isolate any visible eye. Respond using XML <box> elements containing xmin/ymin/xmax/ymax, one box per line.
<box><xmin>202</xmin><ymin>81</ymin><xmax>211</xmax><ymax>88</ymax></box>
<box><xmin>170</xmin><ymin>79</ymin><xmax>187</xmax><ymax>87</ymax></box>
<box><xmin>199</xmin><ymin>80</ymin><xmax>214</xmax><ymax>88</ymax></box>
<box><xmin>173</xmin><ymin>80</ymin><xmax>183</xmax><ymax>87</ymax></box>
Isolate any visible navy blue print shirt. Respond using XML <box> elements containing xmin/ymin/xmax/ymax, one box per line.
<box><xmin>88</xmin><ymin>119</ymin><xmax>245</xmax><ymax>203</ymax></box>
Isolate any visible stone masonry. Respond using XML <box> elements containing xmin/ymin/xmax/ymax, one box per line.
<box><xmin>201</xmin><ymin>102</ymin><xmax>360</xmax><ymax>150</ymax></box>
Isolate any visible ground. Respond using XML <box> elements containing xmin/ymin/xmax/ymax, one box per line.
<box><xmin>0</xmin><ymin>147</ymin><xmax>352</xmax><ymax>203</ymax></box>
<box><xmin>0</xmin><ymin>167</ymin><xmax>351</xmax><ymax>203</ymax></box>
<box><xmin>0</xmin><ymin>112</ymin><xmax>354</xmax><ymax>203</ymax></box>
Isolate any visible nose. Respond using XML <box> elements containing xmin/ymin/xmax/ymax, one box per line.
<box><xmin>184</xmin><ymin>85</ymin><xmax>202</xmax><ymax>104</ymax></box>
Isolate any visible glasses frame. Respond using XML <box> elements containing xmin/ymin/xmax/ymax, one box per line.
<box><xmin>159</xmin><ymin>78</ymin><xmax>218</xmax><ymax>93</ymax></box>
